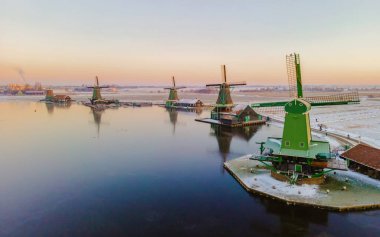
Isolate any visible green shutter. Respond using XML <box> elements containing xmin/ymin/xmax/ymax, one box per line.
<box><xmin>295</xmin><ymin>164</ymin><xmax>302</xmax><ymax>173</ymax></box>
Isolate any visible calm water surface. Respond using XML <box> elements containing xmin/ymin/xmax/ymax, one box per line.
<box><xmin>0</xmin><ymin>101</ymin><xmax>379</xmax><ymax>237</ymax></box>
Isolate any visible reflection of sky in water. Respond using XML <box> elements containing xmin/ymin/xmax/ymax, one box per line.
<box><xmin>0</xmin><ymin>101</ymin><xmax>379</xmax><ymax>236</ymax></box>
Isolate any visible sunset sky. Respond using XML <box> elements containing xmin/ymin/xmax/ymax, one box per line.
<box><xmin>1</xmin><ymin>0</ymin><xmax>380</xmax><ymax>86</ymax></box>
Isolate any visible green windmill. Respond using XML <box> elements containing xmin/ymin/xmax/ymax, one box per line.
<box><xmin>207</xmin><ymin>65</ymin><xmax>246</xmax><ymax>120</ymax></box>
<box><xmin>165</xmin><ymin>76</ymin><xmax>185</xmax><ymax>108</ymax></box>
<box><xmin>87</xmin><ymin>76</ymin><xmax>119</xmax><ymax>105</ymax></box>
<box><xmin>87</xmin><ymin>76</ymin><xmax>109</xmax><ymax>105</ymax></box>
<box><xmin>250</xmin><ymin>53</ymin><xmax>359</xmax><ymax>184</ymax></box>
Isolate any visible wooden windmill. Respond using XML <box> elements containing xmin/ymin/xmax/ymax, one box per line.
<box><xmin>87</xmin><ymin>76</ymin><xmax>109</xmax><ymax>105</ymax></box>
<box><xmin>250</xmin><ymin>53</ymin><xmax>359</xmax><ymax>184</ymax></box>
<box><xmin>165</xmin><ymin>76</ymin><xmax>185</xmax><ymax>108</ymax></box>
<box><xmin>207</xmin><ymin>65</ymin><xmax>246</xmax><ymax>108</ymax></box>
<box><xmin>206</xmin><ymin>65</ymin><xmax>246</xmax><ymax>120</ymax></box>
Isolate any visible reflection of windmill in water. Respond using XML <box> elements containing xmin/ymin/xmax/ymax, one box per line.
<box><xmin>46</xmin><ymin>103</ymin><xmax>54</xmax><ymax>114</ymax></box>
<box><xmin>91</xmin><ymin>108</ymin><xmax>105</xmax><ymax>137</ymax></box>
<box><xmin>211</xmin><ymin>125</ymin><xmax>259</xmax><ymax>173</ymax></box>
<box><xmin>167</xmin><ymin>108</ymin><xmax>178</xmax><ymax>134</ymax></box>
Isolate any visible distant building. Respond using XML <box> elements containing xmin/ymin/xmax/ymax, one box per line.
<box><xmin>173</xmin><ymin>99</ymin><xmax>203</xmax><ymax>108</ymax></box>
<box><xmin>53</xmin><ymin>95</ymin><xmax>72</xmax><ymax>103</ymax></box>
<box><xmin>43</xmin><ymin>89</ymin><xmax>72</xmax><ymax>103</ymax></box>
<box><xmin>340</xmin><ymin>144</ymin><xmax>380</xmax><ymax>180</ymax></box>
<box><xmin>24</xmin><ymin>90</ymin><xmax>44</xmax><ymax>95</ymax></box>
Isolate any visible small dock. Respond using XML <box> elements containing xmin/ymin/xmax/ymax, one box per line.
<box><xmin>195</xmin><ymin>118</ymin><xmax>265</xmax><ymax>127</ymax></box>
<box><xmin>225</xmin><ymin>155</ymin><xmax>380</xmax><ymax>211</ymax></box>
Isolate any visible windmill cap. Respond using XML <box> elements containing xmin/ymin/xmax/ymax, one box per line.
<box><xmin>285</xmin><ymin>98</ymin><xmax>311</xmax><ymax>114</ymax></box>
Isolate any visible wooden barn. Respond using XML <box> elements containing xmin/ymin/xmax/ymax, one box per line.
<box><xmin>53</xmin><ymin>95</ymin><xmax>72</xmax><ymax>103</ymax></box>
<box><xmin>340</xmin><ymin>144</ymin><xmax>380</xmax><ymax>180</ymax></box>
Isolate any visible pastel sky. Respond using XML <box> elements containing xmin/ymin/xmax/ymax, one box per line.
<box><xmin>1</xmin><ymin>0</ymin><xmax>380</xmax><ymax>86</ymax></box>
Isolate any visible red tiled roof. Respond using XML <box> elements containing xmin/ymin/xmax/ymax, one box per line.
<box><xmin>340</xmin><ymin>144</ymin><xmax>380</xmax><ymax>171</ymax></box>
<box><xmin>54</xmin><ymin>95</ymin><xmax>71</xmax><ymax>100</ymax></box>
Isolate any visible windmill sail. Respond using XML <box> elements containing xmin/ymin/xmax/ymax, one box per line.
<box><xmin>286</xmin><ymin>53</ymin><xmax>301</xmax><ymax>98</ymax></box>
<box><xmin>305</xmin><ymin>91</ymin><xmax>359</xmax><ymax>106</ymax></box>
<box><xmin>206</xmin><ymin>65</ymin><xmax>246</xmax><ymax>107</ymax></box>
<box><xmin>221</xmin><ymin>65</ymin><xmax>227</xmax><ymax>83</ymax></box>
<box><xmin>253</xmin><ymin>53</ymin><xmax>360</xmax><ymax>109</ymax></box>
<box><xmin>165</xmin><ymin>76</ymin><xmax>186</xmax><ymax>107</ymax></box>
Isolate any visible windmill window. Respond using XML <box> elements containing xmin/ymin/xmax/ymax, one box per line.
<box><xmin>299</xmin><ymin>142</ymin><xmax>305</xmax><ymax>147</ymax></box>
<box><xmin>285</xmin><ymin>141</ymin><xmax>290</xmax><ymax>146</ymax></box>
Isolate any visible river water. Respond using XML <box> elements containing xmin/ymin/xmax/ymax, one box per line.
<box><xmin>0</xmin><ymin>101</ymin><xmax>378</xmax><ymax>237</ymax></box>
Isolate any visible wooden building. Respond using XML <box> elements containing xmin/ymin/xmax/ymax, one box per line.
<box><xmin>53</xmin><ymin>95</ymin><xmax>72</xmax><ymax>103</ymax></box>
<box><xmin>173</xmin><ymin>99</ymin><xmax>203</xmax><ymax>108</ymax></box>
<box><xmin>340</xmin><ymin>144</ymin><xmax>380</xmax><ymax>180</ymax></box>
<box><xmin>43</xmin><ymin>89</ymin><xmax>72</xmax><ymax>103</ymax></box>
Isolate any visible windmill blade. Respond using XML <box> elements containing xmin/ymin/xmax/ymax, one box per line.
<box><xmin>229</xmin><ymin>81</ymin><xmax>247</xmax><ymax>86</ymax></box>
<box><xmin>304</xmin><ymin>91</ymin><xmax>360</xmax><ymax>106</ymax></box>
<box><xmin>176</xmin><ymin>86</ymin><xmax>186</xmax><ymax>89</ymax></box>
<box><xmin>254</xmin><ymin>106</ymin><xmax>285</xmax><ymax>121</ymax></box>
<box><xmin>95</xmin><ymin>76</ymin><xmax>100</xmax><ymax>86</ymax></box>
<box><xmin>221</xmin><ymin>65</ymin><xmax>227</xmax><ymax>83</ymax></box>
<box><xmin>206</xmin><ymin>83</ymin><xmax>222</xmax><ymax>87</ymax></box>
<box><xmin>286</xmin><ymin>54</ymin><xmax>298</xmax><ymax>98</ymax></box>
<box><xmin>172</xmin><ymin>76</ymin><xmax>176</xmax><ymax>88</ymax></box>
<box><xmin>286</xmin><ymin>53</ymin><xmax>303</xmax><ymax>98</ymax></box>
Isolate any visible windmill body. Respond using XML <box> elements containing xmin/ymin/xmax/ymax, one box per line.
<box><xmin>196</xmin><ymin>65</ymin><xmax>265</xmax><ymax>127</ymax></box>
<box><xmin>164</xmin><ymin>76</ymin><xmax>203</xmax><ymax>109</ymax></box>
<box><xmin>164</xmin><ymin>76</ymin><xmax>182</xmax><ymax>108</ymax></box>
<box><xmin>250</xmin><ymin>54</ymin><xmax>358</xmax><ymax>184</ymax></box>
<box><xmin>87</xmin><ymin>76</ymin><xmax>119</xmax><ymax>105</ymax></box>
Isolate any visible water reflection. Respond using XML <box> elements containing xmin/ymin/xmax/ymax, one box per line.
<box><xmin>44</xmin><ymin>102</ymin><xmax>72</xmax><ymax>114</ymax></box>
<box><xmin>210</xmin><ymin>125</ymin><xmax>260</xmax><ymax>172</ymax></box>
<box><xmin>0</xmin><ymin>102</ymin><xmax>378</xmax><ymax>237</ymax></box>
<box><xmin>166</xmin><ymin>108</ymin><xmax>202</xmax><ymax>134</ymax></box>
<box><xmin>167</xmin><ymin>108</ymin><xmax>178</xmax><ymax>134</ymax></box>
<box><xmin>91</xmin><ymin>108</ymin><xmax>104</xmax><ymax>137</ymax></box>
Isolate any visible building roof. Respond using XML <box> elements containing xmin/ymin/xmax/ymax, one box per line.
<box><xmin>175</xmin><ymin>99</ymin><xmax>202</xmax><ymax>104</ymax></box>
<box><xmin>217</xmin><ymin>104</ymin><xmax>252</xmax><ymax>116</ymax></box>
<box><xmin>54</xmin><ymin>95</ymin><xmax>71</xmax><ymax>100</ymax></box>
<box><xmin>340</xmin><ymin>144</ymin><xmax>380</xmax><ymax>171</ymax></box>
<box><xmin>232</xmin><ymin>104</ymin><xmax>249</xmax><ymax>112</ymax></box>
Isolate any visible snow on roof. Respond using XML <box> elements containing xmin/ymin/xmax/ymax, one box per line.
<box><xmin>176</xmin><ymin>99</ymin><xmax>201</xmax><ymax>104</ymax></box>
<box><xmin>231</xmin><ymin>104</ymin><xmax>249</xmax><ymax>113</ymax></box>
